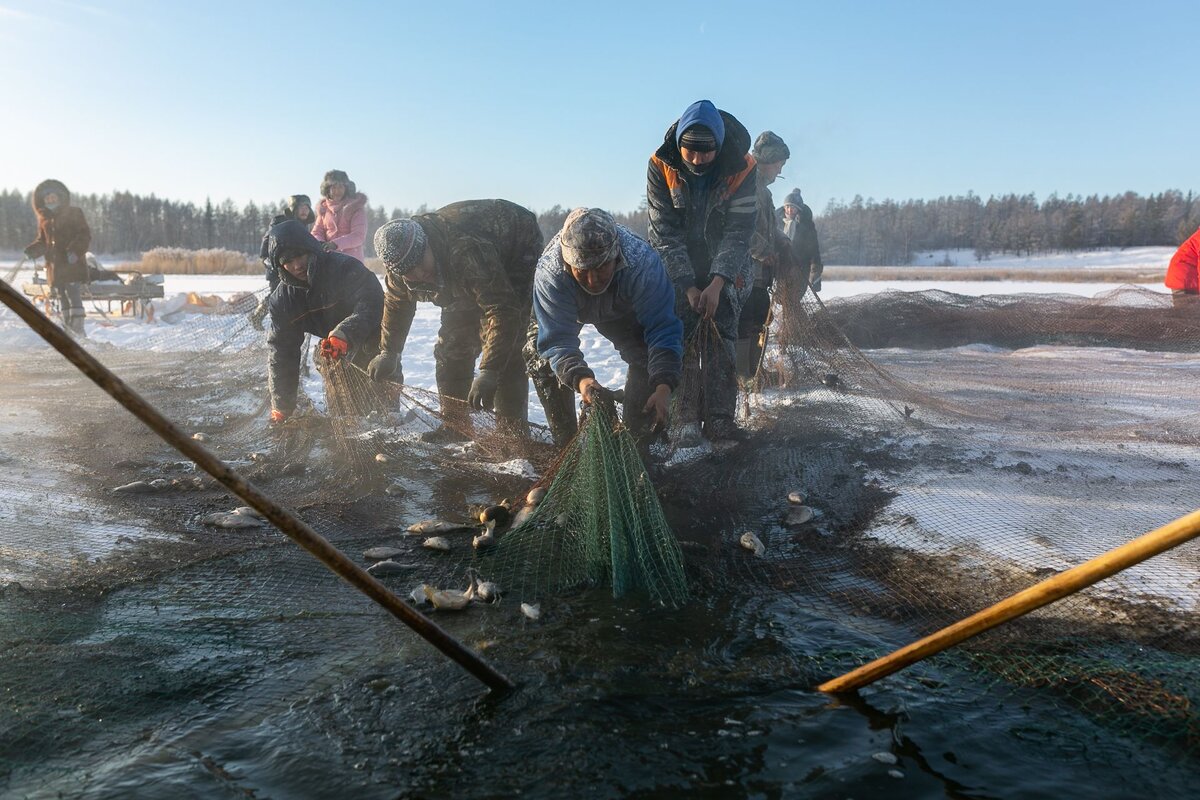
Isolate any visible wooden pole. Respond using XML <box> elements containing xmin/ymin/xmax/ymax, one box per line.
<box><xmin>818</xmin><ymin>507</ymin><xmax>1200</xmax><ymax>693</ymax></box>
<box><xmin>0</xmin><ymin>279</ymin><xmax>514</xmax><ymax>693</ymax></box>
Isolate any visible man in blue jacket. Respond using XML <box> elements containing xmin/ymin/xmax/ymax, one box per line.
<box><xmin>533</xmin><ymin>208</ymin><xmax>683</xmax><ymax>449</ymax></box>
<box><xmin>264</xmin><ymin>219</ymin><xmax>384</xmax><ymax>422</ymax></box>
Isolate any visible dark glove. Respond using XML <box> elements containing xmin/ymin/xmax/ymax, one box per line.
<box><xmin>321</xmin><ymin>241</ymin><xmax>338</xmax><ymax>252</ymax></box>
<box><xmin>367</xmin><ymin>351</ymin><xmax>402</xmax><ymax>383</ymax></box>
<box><xmin>318</xmin><ymin>334</ymin><xmax>349</xmax><ymax>361</ymax></box>
<box><xmin>467</xmin><ymin>369</ymin><xmax>500</xmax><ymax>411</ymax></box>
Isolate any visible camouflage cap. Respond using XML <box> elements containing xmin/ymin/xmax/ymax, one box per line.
<box><xmin>560</xmin><ymin>208</ymin><xmax>620</xmax><ymax>270</ymax></box>
<box><xmin>752</xmin><ymin>131</ymin><xmax>790</xmax><ymax>164</ymax></box>
<box><xmin>373</xmin><ymin>219</ymin><xmax>427</xmax><ymax>277</ymax></box>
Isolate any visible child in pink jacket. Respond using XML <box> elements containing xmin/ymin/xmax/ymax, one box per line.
<box><xmin>311</xmin><ymin>169</ymin><xmax>368</xmax><ymax>262</ymax></box>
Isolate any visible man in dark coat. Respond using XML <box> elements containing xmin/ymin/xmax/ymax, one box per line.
<box><xmin>780</xmin><ymin>188</ymin><xmax>824</xmax><ymax>295</ymax></box>
<box><xmin>647</xmin><ymin>100</ymin><xmax>758</xmax><ymax>444</ymax></box>
<box><xmin>24</xmin><ymin>179</ymin><xmax>91</xmax><ymax>337</ymax></box>
<box><xmin>264</xmin><ymin>219</ymin><xmax>383</xmax><ymax>422</ymax></box>
<box><xmin>370</xmin><ymin>199</ymin><xmax>543</xmax><ymax>442</ymax></box>
<box><xmin>740</xmin><ymin>131</ymin><xmax>793</xmax><ymax>380</ymax></box>
<box><xmin>251</xmin><ymin>195</ymin><xmax>316</xmax><ymax>330</ymax></box>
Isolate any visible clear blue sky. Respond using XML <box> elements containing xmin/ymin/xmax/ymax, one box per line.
<box><xmin>2</xmin><ymin>0</ymin><xmax>1196</xmax><ymax>216</ymax></box>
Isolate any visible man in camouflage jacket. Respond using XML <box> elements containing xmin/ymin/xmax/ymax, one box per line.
<box><xmin>741</xmin><ymin>131</ymin><xmax>793</xmax><ymax>380</ymax></box>
<box><xmin>370</xmin><ymin>200</ymin><xmax>543</xmax><ymax>441</ymax></box>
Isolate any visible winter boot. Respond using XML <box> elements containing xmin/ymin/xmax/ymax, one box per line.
<box><xmin>704</xmin><ymin>416</ymin><xmax>750</xmax><ymax>443</ymax></box>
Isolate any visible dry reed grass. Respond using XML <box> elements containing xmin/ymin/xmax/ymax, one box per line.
<box><xmin>136</xmin><ymin>248</ymin><xmax>259</xmax><ymax>275</ymax></box>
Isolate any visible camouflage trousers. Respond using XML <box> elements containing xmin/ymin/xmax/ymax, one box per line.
<box><xmin>434</xmin><ymin>299</ymin><xmax>531</xmax><ymax>428</ymax></box>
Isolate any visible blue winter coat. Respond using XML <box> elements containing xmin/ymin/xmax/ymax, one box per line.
<box><xmin>264</xmin><ymin>220</ymin><xmax>384</xmax><ymax>413</ymax></box>
<box><xmin>533</xmin><ymin>224</ymin><xmax>683</xmax><ymax>391</ymax></box>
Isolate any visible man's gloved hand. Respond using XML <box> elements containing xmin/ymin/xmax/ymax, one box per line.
<box><xmin>367</xmin><ymin>351</ymin><xmax>402</xmax><ymax>383</ymax></box>
<box><xmin>468</xmin><ymin>369</ymin><xmax>500</xmax><ymax>411</ymax></box>
<box><xmin>321</xmin><ymin>241</ymin><xmax>338</xmax><ymax>252</ymax></box>
<box><xmin>23</xmin><ymin>243</ymin><xmax>45</xmax><ymax>259</ymax></box>
<box><xmin>270</xmin><ymin>409</ymin><xmax>287</xmax><ymax>424</ymax></box>
<box><xmin>318</xmin><ymin>334</ymin><xmax>349</xmax><ymax>361</ymax></box>
<box><xmin>248</xmin><ymin>299</ymin><xmax>268</xmax><ymax>331</ymax></box>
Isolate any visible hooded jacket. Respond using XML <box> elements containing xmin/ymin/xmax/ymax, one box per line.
<box><xmin>534</xmin><ymin>224</ymin><xmax>683</xmax><ymax>392</ymax></box>
<box><xmin>311</xmin><ymin>176</ymin><xmax>368</xmax><ymax>262</ymax></box>
<box><xmin>27</xmin><ymin>179</ymin><xmax>91</xmax><ymax>287</ymax></box>
<box><xmin>265</xmin><ymin>220</ymin><xmax>384</xmax><ymax>413</ymax></box>
<box><xmin>780</xmin><ymin>189</ymin><xmax>823</xmax><ymax>286</ymax></box>
<box><xmin>646</xmin><ymin>105</ymin><xmax>758</xmax><ymax>295</ymax></box>
<box><xmin>1165</xmin><ymin>227</ymin><xmax>1200</xmax><ymax>293</ymax></box>
<box><xmin>259</xmin><ymin>194</ymin><xmax>317</xmax><ymax>272</ymax></box>
<box><xmin>380</xmin><ymin>199</ymin><xmax>543</xmax><ymax>374</ymax></box>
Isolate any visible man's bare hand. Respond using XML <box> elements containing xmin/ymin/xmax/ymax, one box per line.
<box><xmin>697</xmin><ymin>276</ymin><xmax>725</xmax><ymax>319</ymax></box>
<box><xmin>643</xmin><ymin>385</ymin><xmax>671</xmax><ymax>431</ymax></box>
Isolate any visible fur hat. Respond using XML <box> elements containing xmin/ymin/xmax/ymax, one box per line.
<box><xmin>752</xmin><ymin>131</ymin><xmax>790</xmax><ymax>164</ymax></box>
<box><xmin>286</xmin><ymin>194</ymin><xmax>313</xmax><ymax>218</ymax></box>
<box><xmin>320</xmin><ymin>170</ymin><xmax>357</xmax><ymax>199</ymax></box>
<box><xmin>374</xmin><ymin>219</ymin><xmax>427</xmax><ymax>278</ymax></box>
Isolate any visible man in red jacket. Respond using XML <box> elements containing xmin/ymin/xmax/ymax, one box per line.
<box><xmin>1165</xmin><ymin>227</ymin><xmax>1200</xmax><ymax>308</ymax></box>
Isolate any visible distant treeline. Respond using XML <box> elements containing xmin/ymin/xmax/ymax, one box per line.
<box><xmin>817</xmin><ymin>190</ymin><xmax>1200</xmax><ymax>265</ymax></box>
<box><xmin>1</xmin><ymin>188</ymin><xmax>1196</xmax><ymax>265</ymax></box>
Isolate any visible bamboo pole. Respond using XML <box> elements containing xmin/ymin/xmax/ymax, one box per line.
<box><xmin>818</xmin><ymin>507</ymin><xmax>1200</xmax><ymax>693</ymax></box>
<box><xmin>0</xmin><ymin>279</ymin><xmax>514</xmax><ymax>693</ymax></box>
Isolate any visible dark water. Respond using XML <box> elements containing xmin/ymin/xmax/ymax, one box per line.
<box><xmin>3</xmin><ymin>558</ymin><xmax>1196</xmax><ymax>799</ymax></box>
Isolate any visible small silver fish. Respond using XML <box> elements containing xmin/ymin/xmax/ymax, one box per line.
<box><xmin>366</xmin><ymin>560</ymin><xmax>411</xmax><ymax>576</ymax></box>
<box><xmin>422</xmin><ymin>536</ymin><xmax>451</xmax><ymax>551</ymax></box>
<box><xmin>407</xmin><ymin>520</ymin><xmax>473</xmax><ymax>535</ymax></box>
<box><xmin>787</xmin><ymin>490</ymin><xmax>806</xmax><ymax>505</ymax></box>
<box><xmin>375</xmin><ymin>453</ymin><xmax>391</xmax><ymax>464</ymax></box>
<box><xmin>526</xmin><ymin>486</ymin><xmax>547</xmax><ymax>506</ymax></box>
<box><xmin>201</xmin><ymin>512</ymin><xmax>265</xmax><ymax>529</ymax></box>
<box><xmin>363</xmin><ymin>546</ymin><xmax>405</xmax><ymax>561</ymax></box>
<box><xmin>424</xmin><ymin>584</ymin><xmax>472</xmax><ymax>611</ymax></box>
<box><xmin>474</xmin><ymin>581</ymin><xmax>500</xmax><ymax>603</ymax></box>
<box><xmin>740</xmin><ymin>531</ymin><xmax>766</xmax><ymax>557</ymax></box>
<box><xmin>408</xmin><ymin>585</ymin><xmax>431</xmax><ymax>605</ymax></box>
<box><xmin>112</xmin><ymin>481</ymin><xmax>156</xmax><ymax>494</ymax></box>
<box><xmin>247</xmin><ymin>451</ymin><xmax>268</xmax><ymax>463</ymax></box>
<box><xmin>520</xmin><ymin>602</ymin><xmax>541</xmax><ymax>621</ymax></box>
<box><xmin>384</xmin><ymin>483</ymin><xmax>406</xmax><ymax>496</ymax></box>
<box><xmin>510</xmin><ymin>506</ymin><xmax>534</xmax><ymax>529</ymax></box>
<box><xmin>192</xmin><ymin>432</ymin><xmax>209</xmax><ymax>442</ymax></box>
<box><xmin>785</xmin><ymin>505</ymin><xmax>814</xmax><ymax>526</ymax></box>
<box><xmin>149</xmin><ymin>478</ymin><xmax>171</xmax><ymax>491</ymax></box>
<box><xmin>472</xmin><ymin>529</ymin><xmax>495</xmax><ymax>550</ymax></box>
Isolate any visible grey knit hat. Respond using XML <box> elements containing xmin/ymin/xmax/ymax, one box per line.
<box><xmin>560</xmin><ymin>208</ymin><xmax>620</xmax><ymax>270</ymax></box>
<box><xmin>752</xmin><ymin>131</ymin><xmax>790</xmax><ymax>164</ymax></box>
<box><xmin>374</xmin><ymin>219</ymin><xmax>427</xmax><ymax>277</ymax></box>
<box><xmin>783</xmin><ymin>188</ymin><xmax>805</xmax><ymax>209</ymax></box>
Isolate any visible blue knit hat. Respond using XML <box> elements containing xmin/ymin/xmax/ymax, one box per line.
<box><xmin>675</xmin><ymin>100</ymin><xmax>726</xmax><ymax>151</ymax></box>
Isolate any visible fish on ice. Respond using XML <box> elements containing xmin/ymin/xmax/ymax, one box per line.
<box><xmin>739</xmin><ymin>531</ymin><xmax>766</xmax><ymax>557</ymax></box>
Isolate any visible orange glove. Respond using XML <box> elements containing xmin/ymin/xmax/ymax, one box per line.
<box><xmin>319</xmin><ymin>335</ymin><xmax>349</xmax><ymax>361</ymax></box>
<box><xmin>270</xmin><ymin>409</ymin><xmax>287</xmax><ymax>424</ymax></box>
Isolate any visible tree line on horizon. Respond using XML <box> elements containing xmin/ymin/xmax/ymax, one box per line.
<box><xmin>0</xmin><ymin>188</ymin><xmax>1196</xmax><ymax>266</ymax></box>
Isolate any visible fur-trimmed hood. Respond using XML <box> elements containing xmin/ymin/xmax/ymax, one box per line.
<box><xmin>265</xmin><ymin>219</ymin><xmax>327</xmax><ymax>282</ymax></box>
<box><xmin>32</xmin><ymin>179</ymin><xmax>71</xmax><ymax>217</ymax></box>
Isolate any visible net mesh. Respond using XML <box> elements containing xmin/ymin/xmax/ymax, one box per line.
<box><xmin>2</xmin><ymin>274</ymin><xmax>1200</xmax><ymax>793</ymax></box>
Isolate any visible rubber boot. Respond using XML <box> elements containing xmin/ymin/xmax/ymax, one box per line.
<box><xmin>423</xmin><ymin>359</ymin><xmax>474</xmax><ymax>442</ymax></box>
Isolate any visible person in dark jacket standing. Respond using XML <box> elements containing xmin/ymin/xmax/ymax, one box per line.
<box><xmin>370</xmin><ymin>200</ymin><xmax>543</xmax><ymax>442</ymax></box>
<box><xmin>251</xmin><ymin>194</ymin><xmax>316</xmax><ymax>330</ymax></box>
<box><xmin>533</xmin><ymin>208</ymin><xmax>683</xmax><ymax>450</ymax></box>
<box><xmin>24</xmin><ymin>179</ymin><xmax>91</xmax><ymax>337</ymax></box>
<box><xmin>264</xmin><ymin>219</ymin><xmax>383</xmax><ymax>422</ymax></box>
<box><xmin>739</xmin><ymin>131</ymin><xmax>793</xmax><ymax>380</ymax></box>
<box><xmin>647</xmin><ymin>99</ymin><xmax>758</xmax><ymax>444</ymax></box>
<box><xmin>781</xmin><ymin>188</ymin><xmax>824</xmax><ymax>295</ymax></box>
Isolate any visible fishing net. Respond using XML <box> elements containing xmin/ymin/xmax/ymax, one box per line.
<box><xmin>2</xmin><ymin>267</ymin><xmax>1200</xmax><ymax>795</ymax></box>
<box><xmin>479</xmin><ymin>394</ymin><xmax>688</xmax><ymax>607</ymax></box>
